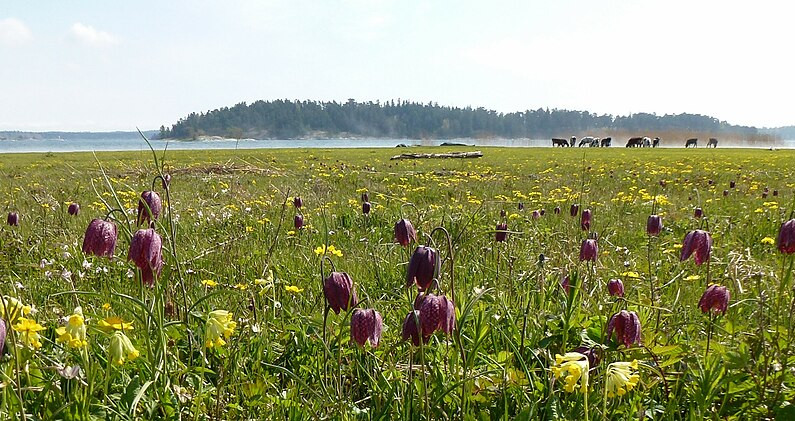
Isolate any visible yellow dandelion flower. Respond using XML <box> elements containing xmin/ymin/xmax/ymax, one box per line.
<box><xmin>622</xmin><ymin>271</ymin><xmax>641</xmax><ymax>279</ymax></box>
<box><xmin>13</xmin><ymin>317</ymin><xmax>46</xmax><ymax>349</ymax></box>
<box><xmin>684</xmin><ymin>274</ymin><xmax>701</xmax><ymax>281</ymax></box>
<box><xmin>97</xmin><ymin>316</ymin><xmax>134</xmax><ymax>333</ymax></box>
<box><xmin>285</xmin><ymin>285</ymin><xmax>304</xmax><ymax>293</ymax></box>
<box><xmin>761</xmin><ymin>237</ymin><xmax>775</xmax><ymax>245</ymax></box>
<box><xmin>550</xmin><ymin>352</ymin><xmax>589</xmax><ymax>393</ymax></box>
<box><xmin>234</xmin><ymin>283</ymin><xmax>248</xmax><ymax>290</ymax></box>
<box><xmin>102</xmin><ymin>303</ymin><xmax>111</xmax><ymax>311</ymax></box>
<box><xmin>605</xmin><ymin>360</ymin><xmax>640</xmax><ymax>398</ymax></box>
<box><xmin>202</xmin><ymin>279</ymin><xmax>218</xmax><ymax>287</ymax></box>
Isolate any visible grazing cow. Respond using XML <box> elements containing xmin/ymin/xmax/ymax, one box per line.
<box><xmin>552</xmin><ymin>138</ymin><xmax>569</xmax><ymax>147</ymax></box>
<box><xmin>685</xmin><ymin>138</ymin><xmax>698</xmax><ymax>148</ymax></box>
<box><xmin>642</xmin><ymin>137</ymin><xmax>651</xmax><ymax>147</ymax></box>
<box><xmin>626</xmin><ymin>137</ymin><xmax>644</xmax><ymax>147</ymax></box>
<box><xmin>652</xmin><ymin>137</ymin><xmax>660</xmax><ymax>148</ymax></box>
<box><xmin>707</xmin><ymin>138</ymin><xmax>718</xmax><ymax>148</ymax></box>
<box><xmin>600</xmin><ymin>137</ymin><xmax>612</xmax><ymax>147</ymax></box>
<box><xmin>578</xmin><ymin>136</ymin><xmax>595</xmax><ymax>147</ymax></box>
<box><xmin>590</xmin><ymin>138</ymin><xmax>600</xmax><ymax>147</ymax></box>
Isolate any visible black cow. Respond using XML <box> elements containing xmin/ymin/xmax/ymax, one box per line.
<box><xmin>626</xmin><ymin>137</ymin><xmax>644</xmax><ymax>147</ymax></box>
<box><xmin>652</xmin><ymin>137</ymin><xmax>660</xmax><ymax>148</ymax></box>
<box><xmin>685</xmin><ymin>138</ymin><xmax>698</xmax><ymax>148</ymax></box>
<box><xmin>707</xmin><ymin>138</ymin><xmax>718</xmax><ymax>148</ymax></box>
<box><xmin>552</xmin><ymin>138</ymin><xmax>569</xmax><ymax>147</ymax></box>
<box><xmin>600</xmin><ymin>137</ymin><xmax>612</xmax><ymax>147</ymax></box>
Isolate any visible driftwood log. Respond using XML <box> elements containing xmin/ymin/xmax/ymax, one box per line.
<box><xmin>390</xmin><ymin>151</ymin><xmax>483</xmax><ymax>160</ymax></box>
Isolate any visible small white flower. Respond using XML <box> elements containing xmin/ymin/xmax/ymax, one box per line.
<box><xmin>82</xmin><ymin>260</ymin><xmax>92</xmax><ymax>270</ymax></box>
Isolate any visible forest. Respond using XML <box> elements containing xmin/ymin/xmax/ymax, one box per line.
<box><xmin>161</xmin><ymin>99</ymin><xmax>763</xmax><ymax>140</ymax></box>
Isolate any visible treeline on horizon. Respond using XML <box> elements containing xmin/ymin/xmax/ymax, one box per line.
<box><xmin>160</xmin><ymin>99</ymin><xmax>769</xmax><ymax>140</ymax></box>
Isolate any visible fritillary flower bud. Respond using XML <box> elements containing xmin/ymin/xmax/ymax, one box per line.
<box><xmin>495</xmin><ymin>222</ymin><xmax>508</xmax><ymax>242</ymax></box>
<box><xmin>350</xmin><ymin>308</ymin><xmax>383</xmax><ymax>347</ymax></box>
<box><xmin>294</xmin><ymin>214</ymin><xmax>304</xmax><ymax>230</ymax></box>
<box><xmin>607</xmin><ymin>310</ymin><xmax>642</xmax><ymax>347</ymax></box>
<box><xmin>762</xmin><ymin>192</ymin><xmax>768</xmax><ymax>199</ymax></box>
<box><xmin>128</xmin><ymin>228</ymin><xmax>164</xmax><ymax>287</ymax></box>
<box><xmin>6</xmin><ymin>212</ymin><xmax>19</xmax><ymax>226</ymax></box>
<box><xmin>572</xmin><ymin>346</ymin><xmax>601</xmax><ymax>367</ymax></box>
<box><xmin>406</xmin><ymin>246</ymin><xmax>439</xmax><ymax>291</ymax></box>
<box><xmin>607</xmin><ymin>279</ymin><xmax>624</xmax><ymax>297</ymax></box>
<box><xmin>580</xmin><ymin>209</ymin><xmax>592</xmax><ymax>231</ymax></box>
<box><xmin>137</xmin><ymin>191</ymin><xmax>162</xmax><ymax>225</ymax></box>
<box><xmin>500</xmin><ymin>209</ymin><xmax>506</xmax><ymax>218</ymax></box>
<box><xmin>401</xmin><ymin>310</ymin><xmax>423</xmax><ymax>346</ymax></box>
<box><xmin>554</xmin><ymin>206</ymin><xmax>561</xmax><ymax>215</ymax></box>
<box><xmin>773</xmin><ymin>190</ymin><xmax>779</xmax><ymax>197</ymax></box>
<box><xmin>361</xmin><ymin>192</ymin><xmax>369</xmax><ymax>202</ymax></box>
<box><xmin>323</xmin><ymin>272</ymin><xmax>358</xmax><ymax>314</ymax></box>
<box><xmin>518</xmin><ymin>202</ymin><xmax>524</xmax><ymax>211</ymax></box>
<box><xmin>68</xmin><ymin>203</ymin><xmax>80</xmax><ymax>216</ymax></box>
<box><xmin>560</xmin><ymin>275</ymin><xmax>571</xmax><ymax>294</ymax></box>
<box><xmin>698</xmin><ymin>284</ymin><xmax>730</xmax><ymax>315</ymax></box>
<box><xmin>293</xmin><ymin>196</ymin><xmax>303</xmax><ymax>208</ymax></box>
<box><xmin>82</xmin><ymin>219</ymin><xmax>118</xmax><ymax>258</ymax></box>
<box><xmin>394</xmin><ymin>218</ymin><xmax>417</xmax><ymax>247</ymax></box>
<box><xmin>693</xmin><ymin>207</ymin><xmax>703</xmax><ymax>219</ymax></box>
<box><xmin>730</xmin><ymin>180</ymin><xmax>736</xmax><ymax>188</ymax></box>
<box><xmin>680</xmin><ymin>229</ymin><xmax>712</xmax><ymax>265</ymax></box>
<box><xmin>646</xmin><ymin>215</ymin><xmax>662</xmax><ymax>236</ymax></box>
<box><xmin>579</xmin><ymin>238</ymin><xmax>598</xmax><ymax>261</ymax></box>
<box><xmin>161</xmin><ymin>174</ymin><xmax>172</xmax><ymax>189</ymax></box>
<box><xmin>723</xmin><ymin>190</ymin><xmax>728</xmax><ymax>197</ymax></box>
<box><xmin>362</xmin><ymin>201</ymin><xmax>371</xmax><ymax>215</ymax></box>
<box><xmin>540</xmin><ymin>209</ymin><xmax>546</xmax><ymax>216</ymax></box>
<box><xmin>532</xmin><ymin>210</ymin><xmax>541</xmax><ymax>220</ymax></box>
<box><xmin>0</xmin><ymin>319</ymin><xmax>5</xmax><ymax>355</ymax></box>
<box><xmin>570</xmin><ymin>204</ymin><xmax>579</xmax><ymax>217</ymax></box>
<box><xmin>777</xmin><ymin>219</ymin><xmax>795</xmax><ymax>254</ymax></box>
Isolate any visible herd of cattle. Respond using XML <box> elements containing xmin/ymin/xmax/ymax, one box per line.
<box><xmin>551</xmin><ymin>136</ymin><xmax>719</xmax><ymax>148</ymax></box>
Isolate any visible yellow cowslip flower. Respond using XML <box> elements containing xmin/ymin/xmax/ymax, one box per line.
<box><xmin>102</xmin><ymin>303</ymin><xmax>111</xmax><ymax>310</ymax></box>
<box><xmin>97</xmin><ymin>316</ymin><xmax>134</xmax><ymax>333</ymax></box>
<box><xmin>314</xmin><ymin>244</ymin><xmax>344</xmax><ymax>257</ymax></box>
<box><xmin>234</xmin><ymin>283</ymin><xmax>248</xmax><ymax>290</ymax></box>
<box><xmin>56</xmin><ymin>307</ymin><xmax>88</xmax><ymax>348</ymax></box>
<box><xmin>621</xmin><ymin>271</ymin><xmax>641</xmax><ymax>279</ymax></box>
<box><xmin>205</xmin><ymin>310</ymin><xmax>237</xmax><ymax>348</ymax></box>
<box><xmin>1</xmin><ymin>296</ymin><xmax>32</xmax><ymax>323</ymax></box>
<box><xmin>550</xmin><ymin>352</ymin><xmax>589</xmax><ymax>393</ymax></box>
<box><xmin>109</xmin><ymin>331</ymin><xmax>139</xmax><ymax>365</ymax></box>
<box><xmin>13</xmin><ymin>317</ymin><xmax>45</xmax><ymax>349</ymax></box>
<box><xmin>684</xmin><ymin>274</ymin><xmax>701</xmax><ymax>281</ymax></box>
<box><xmin>285</xmin><ymin>285</ymin><xmax>303</xmax><ymax>294</ymax></box>
<box><xmin>761</xmin><ymin>237</ymin><xmax>775</xmax><ymax>245</ymax></box>
<box><xmin>605</xmin><ymin>360</ymin><xmax>640</xmax><ymax>398</ymax></box>
<box><xmin>202</xmin><ymin>279</ymin><xmax>218</xmax><ymax>287</ymax></box>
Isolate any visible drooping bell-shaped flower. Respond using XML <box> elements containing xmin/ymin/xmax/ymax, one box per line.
<box><xmin>394</xmin><ymin>218</ymin><xmax>417</xmax><ymax>247</ymax></box>
<box><xmin>293</xmin><ymin>196</ymin><xmax>303</xmax><ymax>209</ymax></box>
<box><xmin>646</xmin><ymin>215</ymin><xmax>662</xmax><ymax>236</ymax></box>
<box><xmin>723</xmin><ymin>190</ymin><xmax>728</xmax><ymax>197</ymax></box>
<box><xmin>680</xmin><ymin>229</ymin><xmax>712</xmax><ymax>265</ymax></box>
<box><xmin>401</xmin><ymin>310</ymin><xmax>423</xmax><ymax>346</ymax></box>
<box><xmin>109</xmin><ymin>331</ymin><xmax>139</xmax><ymax>365</ymax></box>
<box><xmin>532</xmin><ymin>210</ymin><xmax>541</xmax><ymax>220</ymax></box>
<box><xmin>550</xmin><ymin>352</ymin><xmax>590</xmax><ymax>393</ymax></box>
<box><xmin>55</xmin><ymin>307</ymin><xmax>88</xmax><ymax>349</ymax></box>
<box><xmin>6</xmin><ymin>212</ymin><xmax>19</xmax><ymax>226</ymax></box>
<box><xmin>698</xmin><ymin>284</ymin><xmax>730</xmax><ymax>315</ymax></box>
<box><xmin>518</xmin><ymin>202</ymin><xmax>524</xmax><ymax>211</ymax></box>
<box><xmin>605</xmin><ymin>360</ymin><xmax>640</xmax><ymax>398</ymax></box>
<box><xmin>417</xmin><ymin>293</ymin><xmax>455</xmax><ymax>336</ymax></box>
<box><xmin>580</xmin><ymin>209</ymin><xmax>592</xmax><ymax>231</ymax></box>
<box><xmin>68</xmin><ymin>203</ymin><xmax>80</xmax><ymax>216</ymax></box>
<box><xmin>361</xmin><ymin>192</ymin><xmax>369</xmax><ymax>202</ymax></box>
<box><xmin>294</xmin><ymin>214</ymin><xmax>304</xmax><ymax>230</ymax></box>
<box><xmin>777</xmin><ymin>219</ymin><xmax>795</xmax><ymax>254</ymax></box>
<box><xmin>82</xmin><ymin>218</ymin><xmax>118</xmax><ymax>258</ymax></box>
<box><xmin>572</xmin><ymin>345</ymin><xmax>601</xmax><ymax>367</ymax></box>
<box><xmin>406</xmin><ymin>246</ymin><xmax>439</xmax><ymax>291</ymax></box>
<box><xmin>495</xmin><ymin>222</ymin><xmax>508</xmax><ymax>242</ymax></box>
<box><xmin>570</xmin><ymin>204</ymin><xmax>580</xmax><ymax>217</ymax></box>
<box><xmin>554</xmin><ymin>206</ymin><xmax>561</xmax><ymax>215</ymax></box>
<box><xmin>607</xmin><ymin>279</ymin><xmax>624</xmax><ymax>297</ymax></box>
<box><xmin>350</xmin><ymin>308</ymin><xmax>383</xmax><ymax>347</ymax></box>
<box><xmin>161</xmin><ymin>174</ymin><xmax>172</xmax><ymax>189</ymax></box>
<box><xmin>730</xmin><ymin>180</ymin><xmax>736</xmax><ymax>188</ymax></box>
<box><xmin>693</xmin><ymin>207</ymin><xmax>703</xmax><ymax>219</ymax></box>
<box><xmin>579</xmin><ymin>238</ymin><xmax>598</xmax><ymax>261</ymax></box>
<box><xmin>362</xmin><ymin>201</ymin><xmax>371</xmax><ymax>215</ymax></box>
<box><xmin>323</xmin><ymin>272</ymin><xmax>357</xmax><ymax>314</ymax></box>
<box><xmin>137</xmin><ymin>191</ymin><xmax>162</xmax><ymax>225</ymax></box>
<box><xmin>607</xmin><ymin>310</ymin><xmax>642</xmax><ymax>348</ymax></box>
<box><xmin>560</xmin><ymin>275</ymin><xmax>571</xmax><ymax>294</ymax></box>
<box><xmin>204</xmin><ymin>310</ymin><xmax>237</xmax><ymax>348</ymax></box>
<box><xmin>128</xmin><ymin>228</ymin><xmax>163</xmax><ymax>287</ymax></box>
<box><xmin>773</xmin><ymin>190</ymin><xmax>779</xmax><ymax>197</ymax></box>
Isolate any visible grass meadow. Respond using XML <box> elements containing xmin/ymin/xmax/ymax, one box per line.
<box><xmin>1</xmin><ymin>145</ymin><xmax>794</xmax><ymax>420</ymax></box>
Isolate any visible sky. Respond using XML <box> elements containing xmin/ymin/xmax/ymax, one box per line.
<box><xmin>1</xmin><ymin>0</ymin><xmax>793</xmax><ymax>131</ymax></box>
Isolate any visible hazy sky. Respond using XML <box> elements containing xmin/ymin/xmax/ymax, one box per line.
<box><xmin>1</xmin><ymin>1</ymin><xmax>793</xmax><ymax>131</ymax></box>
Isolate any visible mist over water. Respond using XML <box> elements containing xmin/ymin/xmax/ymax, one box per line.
<box><xmin>0</xmin><ymin>135</ymin><xmax>792</xmax><ymax>153</ymax></box>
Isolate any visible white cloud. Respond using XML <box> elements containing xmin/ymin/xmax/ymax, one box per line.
<box><xmin>0</xmin><ymin>18</ymin><xmax>32</xmax><ymax>46</ymax></box>
<box><xmin>70</xmin><ymin>23</ymin><xmax>118</xmax><ymax>47</ymax></box>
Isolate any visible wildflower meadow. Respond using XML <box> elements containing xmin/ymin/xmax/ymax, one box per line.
<box><xmin>1</xmin><ymin>144</ymin><xmax>794</xmax><ymax>419</ymax></box>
